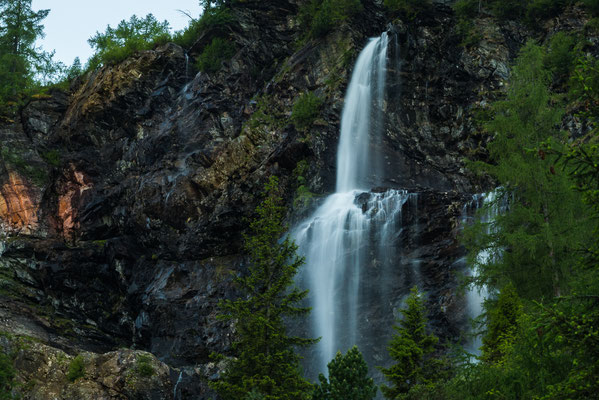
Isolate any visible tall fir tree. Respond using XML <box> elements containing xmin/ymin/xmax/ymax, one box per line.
<box><xmin>463</xmin><ymin>41</ymin><xmax>593</xmax><ymax>301</ymax></box>
<box><xmin>380</xmin><ymin>287</ymin><xmax>442</xmax><ymax>399</ymax></box>
<box><xmin>0</xmin><ymin>0</ymin><xmax>52</xmax><ymax>108</ymax></box>
<box><xmin>480</xmin><ymin>283</ymin><xmax>522</xmax><ymax>363</ymax></box>
<box><xmin>312</xmin><ymin>346</ymin><xmax>377</xmax><ymax>400</ymax></box>
<box><xmin>210</xmin><ymin>176</ymin><xmax>316</xmax><ymax>400</ymax></box>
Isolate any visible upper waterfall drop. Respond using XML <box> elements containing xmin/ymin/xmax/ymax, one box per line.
<box><xmin>336</xmin><ymin>33</ymin><xmax>389</xmax><ymax>192</ymax></box>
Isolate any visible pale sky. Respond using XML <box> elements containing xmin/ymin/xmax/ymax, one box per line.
<box><xmin>31</xmin><ymin>0</ymin><xmax>203</xmax><ymax>67</ymax></box>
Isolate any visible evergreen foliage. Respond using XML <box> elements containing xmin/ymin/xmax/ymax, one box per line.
<box><xmin>210</xmin><ymin>176</ymin><xmax>316</xmax><ymax>400</ymax></box>
<box><xmin>0</xmin><ymin>0</ymin><xmax>60</xmax><ymax>114</ymax></box>
<box><xmin>463</xmin><ymin>41</ymin><xmax>592</xmax><ymax>300</ymax></box>
<box><xmin>87</xmin><ymin>14</ymin><xmax>171</xmax><ymax>69</ymax></box>
<box><xmin>543</xmin><ymin>32</ymin><xmax>579</xmax><ymax>84</ymax></box>
<box><xmin>449</xmin><ymin>34</ymin><xmax>599</xmax><ymax>400</ymax></box>
<box><xmin>291</xmin><ymin>91</ymin><xmax>323</xmax><ymax>131</ymax></box>
<box><xmin>380</xmin><ymin>287</ymin><xmax>442</xmax><ymax>399</ymax></box>
<box><xmin>133</xmin><ymin>354</ymin><xmax>154</xmax><ymax>378</ymax></box>
<box><xmin>479</xmin><ymin>284</ymin><xmax>522</xmax><ymax>363</ymax></box>
<box><xmin>195</xmin><ymin>37</ymin><xmax>236</xmax><ymax>73</ymax></box>
<box><xmin>172</xmin><ymin>7</ymin><xmax>234</xmax><ymax>49</ymax></box>
<box><xmin>66</xmin><ymin>355</ymin><xmax>85</xmax><ymax>382</ymax></box>
<box><xmin>312</xmin><ymin>346</ymin><xmax>377</xmax><ymax>400</ymax></box>
<box><xmin>384</xmin><ymin>0</ymin><xmax>433</xmax><ymax>17</ymax></box>
<box><xmin>298</xmin><ymin>0</ymin><xmax>363</xmax><ymax>39</ymax></box>
<box><xmin>0</xmin><ymin>353</ymin><xmax>15</xmax><ymax>400</ymax></box>
<box><xmin>452</xmin><ymin>0</ymin><xmax>592</xmax><ymax>32</ymax></box>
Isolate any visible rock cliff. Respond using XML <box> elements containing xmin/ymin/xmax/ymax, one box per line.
<box><xmin>0</xmin><ymin>0</ymin><xmax>594</xmax><ymax>398</ymax></box>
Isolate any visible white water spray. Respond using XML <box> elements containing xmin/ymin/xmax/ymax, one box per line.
<box><xmin>462</xmin><ymin>189</ymin><xmax>507</xmax><ymax>356</ymax></box>
<box><xmin>293</xmin><ymin>33</ymin><xmax>411</xmax><ymax>376</ymax></box>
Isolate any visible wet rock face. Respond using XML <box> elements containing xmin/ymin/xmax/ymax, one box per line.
<box><xmin>380</xmin><ymin>7</ymin><xmax>518</xmax><ymax>192</ymax></box>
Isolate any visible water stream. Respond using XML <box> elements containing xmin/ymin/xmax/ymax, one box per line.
<box><xmin>293</xmin><ymin>32</ymin><xmax>413</xmax><ymax>378</ymax></box>
<box><xmin>462</xmin><ymin>190</ymin><xmax>507</xmax><ymax>356</ymax></box>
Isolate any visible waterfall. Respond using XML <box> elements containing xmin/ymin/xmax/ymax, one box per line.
<box><xmin>293</xmin><ymin>32</ymin><xmax>412</xmax><ymax>378</ymax></box>
<box><xmin>462</xmin><ymin>189</ymin><xmax>507</xmax><ymax>357</ymax></box>
<box><xmin>336</xmin><ymin>33</ymin><xmax>388</xmax><ymax>191</ymax></box>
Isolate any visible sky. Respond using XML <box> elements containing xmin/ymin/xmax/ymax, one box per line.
<box><xmin>31</xmin><ymin>0</ymin><xmax>203</xmax><ymax>67</ymax></box>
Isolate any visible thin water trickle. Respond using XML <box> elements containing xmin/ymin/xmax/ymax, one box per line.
<box><xmin>184</xmin><ymin>53</ymin><xmax>189</xmax><ymax>81</ymax></box>
<box><xmin>173</xmin><ymin>371</ymin><xmax>183</xmax><ymax>400</ymax></box>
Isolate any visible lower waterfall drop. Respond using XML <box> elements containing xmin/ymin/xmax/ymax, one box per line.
<box><xmin>293</xmin><ymin>32</ymin><xmax>413</xmax><ymax>380</ymax></box>
<box><xmin>462</xmin><ymin>189</ymin><xmax>508</xmax><ymax>357</ymax></box>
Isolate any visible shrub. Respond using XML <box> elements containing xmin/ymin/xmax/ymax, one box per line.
<box><xmin>195</xmin><ymin>37</ymin><xmax>236</xmax><ymax>73</ymax></box>
<box><xmin>544</xmin><ymin>32</ymin><xmax>578</xmax><ymax>83</ymax></box>
<box><xmin>525</xmin><ymin>0</ymin><xmax>568</xmax><ymax>23</ymax></box>
<box><xmin>453</xmin><ymin>0</ymin><xmax>479</xmax><ymax>19</ymax></box>
<box><xmin>133</xmin><ymin>354</ymin><xmax>155</xmax><ymax>378</ymax></box>
<box><xmin>299</xmin><ymin>0</ymin><xmax>363</xmax><ymax>39</ymax></box>
<box><xmin>0</xmin><ymin>352</ymin><xmax>15</xmax><ymax>399</ymax></box>
<box><xmin>291</xmin><ymin>91</ymin><xmax>323</xmax><ymax>131</ymax></box>
<box><xmin>583</xmin><ymin>0</ymin><xmax>599</xmax><ymax>16</ymax></box>
<box><xmin>384</xmin><ymin>0</ymin><xmax>433</xmax><ymax>17</ymax></box>
<box><xmin>490</xmin><ymin>0</ymin><xmax>526</xmax><ymax>20</ymax></box>
<box><xmin>41</xmin><ymin>150</ymin><xmax>60</xmax><ymax>167</ymax></box>
<box><xmin>66</xmin><ymin>355</ymin><xmax>85</xmax><ymax>382</ymax></box>
<box><xmin>172</xmin><ymin>7</ymin><xmax>234</xmax><ymax>49</ymax></box>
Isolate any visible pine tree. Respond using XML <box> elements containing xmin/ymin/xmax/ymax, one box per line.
<box><xmin>0</xmin><ymin>0</ymin><xmax>52</xmax><ymax>109</ymax></box>
<box><xmin>380</xmin><ymin>287</ymin><xmax>441</xmax><ymax>399</ymax></box>
<box><xmin>87</xmin><ymin>14</ymin><xmax>170</xmax><ymax>69</ymax></box>
<box><xmin>313</xmin><ymin>346</ymin><xmax>377</xmax><ymax>400</ymax></box>
<box><xmin>210</xmin><ymin>176</ymin><xmax>316</xmax><ymax>400</ymax></box>
<box><xmin>480</xmin><ymin>283</ymin><xmax>522</xmax><ymax>363</ymax></box>
<box><xmin>463</xmin><ymin>41</ymin><xmax>593</xmax><ymax>301</ymax></box>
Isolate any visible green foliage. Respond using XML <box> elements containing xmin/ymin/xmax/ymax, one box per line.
<box><xmin>66</xmin><ymin>355</ymin><xmax>85</xmax><ymax>382</ymax></box>
<box><xmin>452</xmin><ymin>0</ymin><xmax>481</xmax><ymax>47</ymax></box>
<box><xmin>312</xmin><ymin>346</ymin><xmax>377</xmax><ymax>400</ymax></box>
<box><xmin>209</xmin><ymin>176</ymin><xmax>316</xmax><ymax>400</ymax></box>
<box><xmin>583</xmin><ymin>0</ymin><xmax>599</xmax><ymax>16</ymax></box>
<box><xmin>452</xmin><ymin>0</ymin><xmax>479</xmax><ymax>19</ymax></box>
<box><xmin>480</xmin><ymin>284</ymin><xmax>523</xmax><ymax>363</ymax></box>
<box><xmin>298</xmin><ymin>0</ymin><xmax>363</xmax><ymax>39</ymax></box>
<box><xmin>526</xmin><ymin>0</ymin><xmax>569</xmax><ymax>24</ymax></box>
<box><xmin>133</xmin><ymin>354</ymin><xmax>155</xmax><ymax>378</ymax></box>
<box><xmin>0</xmin><ymin>147</ymin><xmax>48</xmax><ymax>185</ymax></box>
<box><xmin>87</xmin><ymin>14</ymin><xmax>171</xmax><ymax>69</ymax></box>
<box><xmin>41</xmin><ymin>149</ymin><xmax>60</xmax><ymax>167</ymax></box>
<box><xmin>453</xmin><ymin>0</ymin><xmax>573</xmax><ymax>29</ymax></box>
<box><xmin>380</xmin><ymin>287</ymin><xmax>442</xmax><ymax>399</ymax></box>
<box><xmin>291</xmin><ymin>91</ymin><xmax>323</xmax><ymax>131</ymax></box>
<box><xmin>463</xmin><ymin>41</ymin><xmax>592</xmax><ymax>300</ymax></box>
<box><xmin>293</xmin><ymin>160</ymin><xmax>315</xmax><ymax>210</ymax></box>
<box><xmin>64</xmin><ymin>57</ymin><xmax>82</xmax><ymax>81</ymax></box>
<box><xmin>172</xmin><ymin>7</ymin><xmax>234</xmax><ymax>49</ymax></box>
<box><xmin>247</xmin><ymin>95</ymin><xmax>287</xmax><ymax>131</ymax></box>
<box><xmin>195</xmin><ymin>37</ymin><xmax>236</xmax><ymax>73</ymax></box>
<box><xmin>201</xmin><ymin>0</ymin><xmax>238</xmax><ymax>8</ymax></box>
<box><xmin>450</xmin><ymin>34</ymin><xmax>599</xmax><ymax>400</ymax></box>
<box><xmin>0</xmin><ymin>0</ymin><xmax>62</xmax><ymax>114</ymax></box>
<box><xmin>384</xmin><ymin>0</ymin><xmax>433</xmax><ymax>17</ymax></box>
<box><xmin>0</xmin><ymin>352</ymin><xmax>15</xmax><ymax>400</ymax></box>
<box><xmin>544</xmin><ymin>32</ymin><xmax>579</xmax><ymax>84</ymax></box>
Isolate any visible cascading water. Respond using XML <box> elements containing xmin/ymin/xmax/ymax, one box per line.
<box><xmin>462</xmin><ymin>190</ymin><xmax>507</xmax><ymax>356</ymax></box>
<box><xmin>293</xmin><ymin>32</ymin><xmax>415</xmax><ymax>379</ymax></box>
